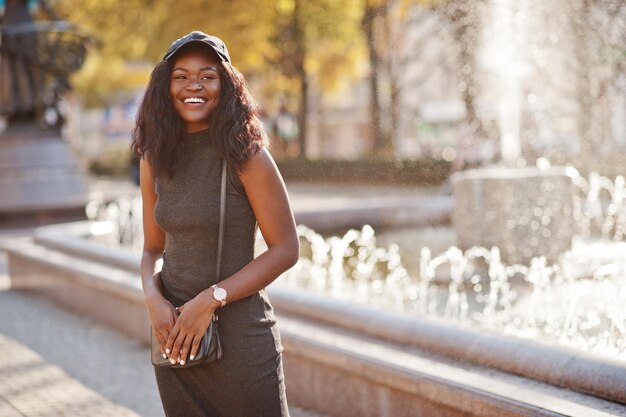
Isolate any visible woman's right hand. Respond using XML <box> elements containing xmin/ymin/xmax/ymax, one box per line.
<box><xmin>145</xmin><ymin>291</ymin><xmax>179</xmax><ymax>359</ymax></box>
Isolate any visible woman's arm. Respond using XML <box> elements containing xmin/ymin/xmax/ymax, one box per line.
<box><xmin>167</xmin><ymin>148</ymin><xmax>299</xmax><ymax>364</ymax></box>
<box><xmin>213</xmin><ymin>149</ymin><xmax>300</xmax><ymax>296</ymax></box>
<box><xmin>139</xmin><ymin>159</ymin><xmax>165</xmax><ymax>297</ymax></box>
<box><xmin>139</xmin><ymin>159</ymin><xmax>178</xmax><ymax>361</ymax></box>
<box><xmin>211</xmin><ymin>147</ymin><xmax>300</xmax><ymax>300</ymax></box>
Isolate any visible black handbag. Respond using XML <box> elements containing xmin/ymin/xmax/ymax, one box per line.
<box><xmin>151</xmin><ymin>160</ymin><xmax>227</xmax><ymax>368</ymax></box>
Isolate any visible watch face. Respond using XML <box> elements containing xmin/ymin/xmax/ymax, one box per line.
<box><xmin>214</xmin><ymin>287</ymin><xmax>227</xmax><ymax>301</ymax></box>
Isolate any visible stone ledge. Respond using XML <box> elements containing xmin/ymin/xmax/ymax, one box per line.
<box><xmin>294</xmin><ymin>197</ymin><xmax>451</xmax><ymax>232</ymax></box>
<box><xmin>279</xmin><ymin>316</ymin><xmax>626</xmax><ymax>417</ymax></box>
<box><xmin>2</xmin><ymin>234</ymin><xmax>626</xmax><ymax>416</ymax></box>
<box><xmin>34</xmin><ymin>222</ymin><xmax>140</xmax><ymax>272</ymax></box>
<box><xmin>269</xmin><ymin>286</ymin><xmax>626</xmax><ymax>406</ymax></box>
<box><xmin>4</xmin><ymin>237</ymin><xmax>148</xmax><ymax>342</ymax></box>
<box><xmin>7</xmin><ymin>237</ymin><xmax>142</xmax><ymax>302</ymax></box>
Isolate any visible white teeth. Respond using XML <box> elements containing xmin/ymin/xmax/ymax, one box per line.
<box><xmin>184</xmin><ymin>97</ymin><xmax>206</xmax><ymax>103</ymax></box>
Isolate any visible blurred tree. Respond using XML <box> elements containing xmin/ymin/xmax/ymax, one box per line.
<box><xmin>362</xmin><ymin>0</ymin><xmax>387</xmax><ymax>155</ymax></box>
<box><xmin>361</xmin><ymin>0</ymin><xmax>454</xmax><ymax>157</ymax></box>
<box><xmin>52</xmin><ymin>0</ymin><xmax>170</xmax><ymax>105</ymax></box>
<box><xmin>53</xmin><ymin>0</ymin><xmax>364</xmax><ymax>160</ymax></box>
<box><xmin>350</xmin><ymin>0</ymin><xmax>624</xmax><ymax>164</ymax></box>
<box><xmin>288</xmin><ymin>0</ymin><xmax>308</xmax><ymax>158</ymax></box>
<box><xmin>435</xmin><ymin>0</ymin><xmax>489</xmax><ymax>148</ymax></box>
<box><xmin>55</xmin><ymin>0</ymin><xmax>280</xmax><ymax>104</ymax></box>
<box><xmin>271</xmin><ymin>0</ymin><xmax>363</xmax><ymax>159</ymax></box>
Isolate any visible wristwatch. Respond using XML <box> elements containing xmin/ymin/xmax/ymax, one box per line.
<box><xmin>210</xmin><ymin>284</ymin><xmax>227</xmax><ymax>307</ymax></box>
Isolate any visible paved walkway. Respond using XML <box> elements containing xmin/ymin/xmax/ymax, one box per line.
<box><xmin>0</xmin><ymin>240</ymin><xmax>156</xmax><ymax>416</ymax></box>
<box><xmin>0</xmin><ymin>332</ymin><xmax>143</xmax><ymax>417</ymax></box>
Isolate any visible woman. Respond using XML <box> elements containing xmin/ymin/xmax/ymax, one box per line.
<box><xmin>132</xmin><ymin>31</ymin><xmax>299</xmax><ymax>417</ymax></box>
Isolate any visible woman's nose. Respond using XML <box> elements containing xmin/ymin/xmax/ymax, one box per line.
<box><xmin>186</xmin><ymin>82</ymin><xmax>202</xmax><ymax>90</ymax></box>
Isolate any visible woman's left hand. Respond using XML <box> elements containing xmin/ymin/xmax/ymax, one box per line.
<box><xmin>165</xmin><ymin>292</ymin><xmax>217</xmax><ymax>365</ymax></box>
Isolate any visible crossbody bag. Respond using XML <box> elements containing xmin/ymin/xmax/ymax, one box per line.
<box><xmin>151</xmin><ymin>160</ymin><xmax>227</xmax><ymax>368</ymax></box>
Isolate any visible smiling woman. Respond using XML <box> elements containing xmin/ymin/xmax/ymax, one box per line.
<box><xmin>130</xmin><ymin>31</ymin><xmax>299</xmax><ymax>417</ymax></box>
<box><xmin>169</xmin><ymin>45</ymin><xmax>222</xmax><ymax>132</ymax></box>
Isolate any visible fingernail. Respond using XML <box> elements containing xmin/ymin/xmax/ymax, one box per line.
<box><xmin>166</xmin><ymin>348</ymin><xmax>170</xmax><ymax>354</ymax></box>
<box><xmin>180</xmin><ymin>360</ymin><xmax>185</xmax><ymax>365</ymax></box>
<box><xmin>189</xmin><ymin>355</ymin><xmax>195</xmax><ymax>360</ymax></box>
<box><xmin>162</xmin><ymin>353</ymin><xmax>167</xmax><ymax>359</ymax></box>
<box><xmin>169</xmin><ymin>358</ymin><xmax>176</xmax><ymax>365</ymax></box>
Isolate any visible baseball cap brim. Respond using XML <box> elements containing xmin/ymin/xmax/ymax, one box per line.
<box><xmin>163</xmin><ymin>31</ymin><xmax>231</xmax><ymax>63</ymax></box>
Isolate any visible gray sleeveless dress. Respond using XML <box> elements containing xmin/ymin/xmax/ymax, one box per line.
<box><xmin>153</xmin><ymin>129</ymin><xmax>289</xmax><ymax>417</ymax></box>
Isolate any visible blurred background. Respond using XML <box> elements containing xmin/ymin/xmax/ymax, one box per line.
<box><xmin>2</xmin><ymin>0</ymin><xmax>623</xmax><ymax>179</ymax></box>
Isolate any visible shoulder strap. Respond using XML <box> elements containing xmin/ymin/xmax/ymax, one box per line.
<box><xmin>215</xmin><ymin>160</ymin><xmax>227</xmax><ymax>281</ymax></box>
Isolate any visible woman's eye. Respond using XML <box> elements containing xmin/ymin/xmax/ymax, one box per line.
<box><xmin>201</xmin><ymin>75</ymin><xmax>214</xmax><ymax>80</ymax></box>
<box><xmin>174</xmin><ymin>75</ymin><xmax>187</xmax><ymax>80</ymax></box>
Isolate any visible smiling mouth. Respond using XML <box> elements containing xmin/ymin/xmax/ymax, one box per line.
<box><xmin>184</xmin><ymin>97</ymin><xmax>207</xmax><ymax>104</ymax></box>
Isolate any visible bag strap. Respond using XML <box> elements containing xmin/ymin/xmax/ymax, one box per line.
<box><xmin>215</xmin><ymin>160</ymin><xmax>227</xmax><ymax>281</ymax></box>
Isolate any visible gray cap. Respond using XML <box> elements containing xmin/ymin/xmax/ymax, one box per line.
<box><xmin>163</xmin><ymin>31</ymin><xmax>231</xmax><ymax>63</ymax></box>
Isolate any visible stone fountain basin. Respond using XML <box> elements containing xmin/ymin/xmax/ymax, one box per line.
<box><xmin>2</xmin><ymin>221</ymin><xmax>626</xmax><ymax>417</ymax></box>
<box><xmin>452</xmin><ymin>166</ymin><xmax>579</xmax><ymax>265</ymax></box>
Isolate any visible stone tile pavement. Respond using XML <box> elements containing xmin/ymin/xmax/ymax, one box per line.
<box><xmin>0</xmin><ymin>253</ymin><xmax>322</xmax><ymax>417</ymax></box>
<box><xmin>0</xmin><ymin>333</ymin><xmax>141</xmax><ymax>417</ymax></box>
<box><xmin>0</xmin><ymin>281</ymin><xmax>160</xmax><ymax>416</ymax></box>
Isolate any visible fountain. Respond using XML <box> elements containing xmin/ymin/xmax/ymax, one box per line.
<box><xmin>0</xmin><ymin>0</ymin><xmax>92</xmax><ymax>225</ymax></box>
<box><xmin>454</xmin><ymin>0</ymin><xmax>566</xmax><ymax>264</ymax></box>
<box><xmin>7</xmin><ymin>168</ymin><xmax>619</xmax><ymax>409</ymax></box>
<box><xmin>282</xmin><ymin>192</ymin><xmax>626</xmax><ymax>360</ymax></box>
<box><xmin>452</xmin><ymin>0</ymin><xmax>624</xmax><ymax>265</ymax></box>
<box><xmin>5</xmin><ymin>171</ymin><xmax>626</xmax><ymax>414</ymax></box>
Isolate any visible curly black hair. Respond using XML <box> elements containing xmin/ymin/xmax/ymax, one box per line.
<box><xmin>131</xmin><ymin>49</ymin><xmax>268</xmax><ymax>179</ymax></box>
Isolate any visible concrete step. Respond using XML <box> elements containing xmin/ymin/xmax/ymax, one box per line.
<box><xmin>278</xmin><ymin>314</ymin><xmax>626</xmax><ymax>417</ymax></box>
<box><xmin>3</xmin><ymin>235</ymin><xmax>626</xmax><ymax>416</ymax></box>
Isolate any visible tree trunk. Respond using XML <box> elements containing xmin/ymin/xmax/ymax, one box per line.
<box><xmin>571</xmin><ymin>0</ymin><xmax>596</xmax><ymax>167</ymax></box>
<box><xmin>362</xmin><ymin>1</ymin><xmax>386</xmax><ymax>154</ymax></box>
<box><xmin>293</xmin><ymin>0</ymin><xmax>308</xmax><ymax>159</ymax></box>
<box><xmin>389</xmin><ymin>61</ymin><xmax>400</xmax><ymax>156</ymax></box>
<box><xmin>385</xmin><ymin>2</ymin><xmax>400</xmax><ymax>157</ymax></box>
<box><xmin>445</xmin><ymin>2</ymin><xmax>487</xmax><ymax>146</ymax></box>
<box><xmin>387</xmin><ymin>2</ymin><xmax>410</xmax><ymax>157</ymax></box>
